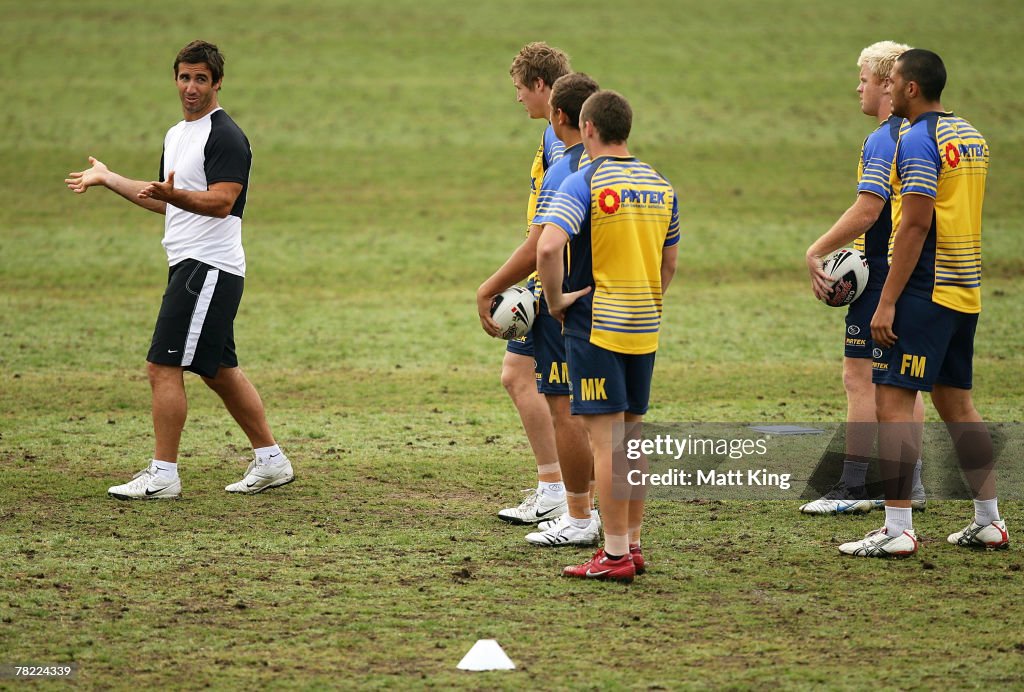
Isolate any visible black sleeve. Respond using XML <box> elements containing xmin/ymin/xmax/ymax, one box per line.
<box><xmin>159</xmin><ymin>150</ymin><xmax>165</xmax><ymax>183</ymax></box>
<box><xmin>204</xmin><ymin>111</ymin><xmax>251</xmax><ymax>185</ymax></box>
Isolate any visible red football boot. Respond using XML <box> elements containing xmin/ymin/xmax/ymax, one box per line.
<box><xmin>563</xmin><ymin>548</ymin><xmax>635</xmax><ymax>584</ymax></box>
<box><xmin>630</xmin><ymin>544</ymin><xmax>646</xmax><ymax>575</ymax></box>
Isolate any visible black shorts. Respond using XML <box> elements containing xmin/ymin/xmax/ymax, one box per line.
<box><xmin>147</xmin><ymin>259</ymin><xmax>243</xmax><ymax>378</ymax></box>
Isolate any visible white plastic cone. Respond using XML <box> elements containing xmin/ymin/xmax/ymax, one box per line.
<box><xmin>456</xmin><ymin>639</ymin><xmax>516</xmax><ymax>671</ymax></box>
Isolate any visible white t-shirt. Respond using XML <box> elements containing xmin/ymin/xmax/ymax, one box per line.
<box><xmin>160</xmin><ymin>107</ymin><xmax>251</xmax><ymax>277</ymax></box>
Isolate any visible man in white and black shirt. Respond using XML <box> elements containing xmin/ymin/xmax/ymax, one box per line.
<box><xmin>66</xmin><ymin>40</ymin><xmax>294</xmax><ymax>499</ymax></box>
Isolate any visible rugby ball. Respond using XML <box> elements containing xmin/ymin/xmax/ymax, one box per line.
<box><xmin>490</xmin><ymin>286</ymin><xmax>536</xmax><ymax>340</ymax></box>
<box><xmin>822</xmin><ymin>248</ymin><xmax>869</xmax><ymax>307</ymax></box>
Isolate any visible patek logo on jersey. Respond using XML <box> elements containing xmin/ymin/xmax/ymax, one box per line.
<box><xmin>579</xmin><ymin>378</ymin><xmax>608</xmax><ymax>401</ymax></box>
<box><xmin>847</xmin><ymin>325</ymin><xmax>861</xmax><ymax>336</ymax></box>
<box><xmin>945</xmin><ymin>143</ymin><xmax>960</xmax><ymax>168</ymax></box>
<box><xmin>900</xmin><ymin>354</ymin><xmax>927</xmax><ymax>378</ymax></box>
<box><xmin>598</xmin><ymin>188</ymin><xmax>620</xmax><ymax>214</ymax></box>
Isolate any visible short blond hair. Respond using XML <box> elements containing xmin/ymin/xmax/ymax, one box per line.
<box><xmin>509</xmin><ymin>42</ymin><xmax>571</xmax><ymax>90</ymax></box>
<box><xmin>857</xmin><ymin>41</ymin><xmax>912</xmax><ymax>82</ymax></box>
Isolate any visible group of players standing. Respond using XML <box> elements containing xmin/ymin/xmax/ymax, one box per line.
<box><xmin>477</xmin><ymin>43</ymin><xmax>679</xmax><ymax>583</ymax></box>
<box><xmin>478</xmin><ymin>40</ymin><xmax>1007</xmax><ymax>581</ymax></box>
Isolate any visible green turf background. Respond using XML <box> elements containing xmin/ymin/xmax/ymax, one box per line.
<box><xmin>2</xmin><ymin>1</ymin><xmax>1022</xmax><ymax>687</ymax></box>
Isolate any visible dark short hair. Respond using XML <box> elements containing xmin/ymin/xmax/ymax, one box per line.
<box><xmin>174</xmin><ymin>40</ymin><xmax>225</xmax><ymax>84</ymax></box>
<box><xmin>550</xmin><ymin>73</ymin><xmax>600</xmax><ymax>131</ymax></box>
<box><xmin>580</xmin><ymin>90</ymin><xmax>632</xmax><ymax>144</ymax></box>
<box><xmin>896</xmin><ymin>48</ymin><xmax>946</xmax><ymax>101</ymax></box>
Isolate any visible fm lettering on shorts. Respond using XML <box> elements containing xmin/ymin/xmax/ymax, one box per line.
<box><xmin>548</xmin><ymin>361</ymin><xmax>569</xmax><ymax>385</ymax></box>
<box><xmin>900</xmin><ymin>354</ymin><xmax>927</xmax><ymax>379</ymax></box>
<box><xmin>579</xmin><ymin>378</ymin><xmax>608</xmax><ymax>401</ymax></box>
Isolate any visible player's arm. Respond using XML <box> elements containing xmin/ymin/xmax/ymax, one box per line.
<box><xmin>661</xmin><ymin>244</ymin><xmax>678</xmax><ymax>295</ymax></box>
<box><xmin>65</xmin><ymin>156</ymin><xmax>167</xmax><ymax>215</ymax></box>
<box><xmin>138</xmin><ymin>173</ymin><xmax>242</xmax><ymax>219</ymax></box>
<box><xmin>870</xmin><ymin>192</ymin><xmax>933</xmax><ymax>348</ymax></box>
<box><xmin>805</xmin><ymin>192</ymin><xmax>885</xmax><ymax>300</ymax></box>
<box><xmin>475</xmin><ymin>224</ymin><xmax>544</xmax><ymax>337</ymax></box>
<box><xmin>536</xmin><ymin>223</ymin><xmax>589</xmax><ymax>323</ymax></box>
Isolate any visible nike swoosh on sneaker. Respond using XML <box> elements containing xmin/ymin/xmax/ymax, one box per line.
<box><xmin>145</xmin><ymin>487</ymin><xmax>166</xmax><ymax>496</ymax></box>
<box><xmin>585</xmin><ymin>568</ymin><xmax>612</xmax><ymax>577</ymax></box>
<box><xmin>535</xmin><ymin>506</ymin><xmax>562</xmax><ymax>518</ymax></box>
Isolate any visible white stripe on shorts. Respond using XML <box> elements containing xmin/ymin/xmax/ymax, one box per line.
<box><xmin>182</xmin><ymin>268</ymin><xmax>219</xmax><ymax>368</ymax></box>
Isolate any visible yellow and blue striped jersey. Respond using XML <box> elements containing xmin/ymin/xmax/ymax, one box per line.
<box><xmin>526</xmin><ymin>124</ymin><xmax>566</xmax><ymax>234</ymax></box>
<box><xmin>531</xmin><ymin>143</ymin><xmax>589</xmax><ymax>300</ymax></box>
<box><xmin>890</xmin><ymin>112</ymin><xmax>988</xmax><ymax>313</ymax></box>
<box><xmin>539</xmin><ymin>156</ymin><xmax>680</xmax><ymax>355</ymax></box>
<box><xmin>854</xmin><ymin>115</ymin><xmax>901</xmax><ymax>290</ymax></box>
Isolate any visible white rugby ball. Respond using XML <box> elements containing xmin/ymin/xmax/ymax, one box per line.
<box><xmin>822</xmin><ymin>248</ymin><xmax>869</xmax><ymax>307</ymax></box>
<box><xmin>490</xmin><ymin>286</ymin><xmax>536</xmax><ymax>340</ymax></box>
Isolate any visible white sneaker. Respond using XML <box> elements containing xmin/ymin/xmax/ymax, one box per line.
<box><xmin>838</xmin><ymin>527</ymin><xmax>918</xmax><ymax>558</ymax></box>
<box><xmin>525</xmin><ymin>514</ymin><xmax>601</xmax><ymax>546</ymax></box>
<box><xmin>108</xmin><ymin>465</ymin><xmax>181</xmax><ymax>500</ymax></box>
<box><xmin>799</xmin><ymin>482</ymin><xmax>878</xmax><ymax>515</ymax></box>
<box><xmin>225</xmin><ymin>456</ymin><xmax>295</xmax><ymax>494</ymax></box>
<box><xmin>947</xmin><ymin>519</ymin><xmax>1009</xmax><ymax>550</ymax></box>
<box><xmin>497</xmin><ymin>489</ymin><xmax>566</xmax><ymax>525</ymax></box>
<box><xmin>539</xmin><ymin>508</ymin><xmax>600</xmax><ymax>531</ymax></box>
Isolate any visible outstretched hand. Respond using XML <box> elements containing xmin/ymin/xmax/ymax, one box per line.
<box><xmin>65</xmin><ymin>156</ymin><xmax>109</xmax><ymax>194</ymax></box>
<box><xmin>138</xmin><ymin>170</ymin><xmax>176</xmax><ymax>203</ymax></box>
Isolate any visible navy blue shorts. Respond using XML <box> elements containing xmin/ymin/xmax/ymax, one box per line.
<box><xmin>565</xmin><ymin>336</ymin><xmax>656</xmax><ymax>415</ymax></box>
<box><xmin>533</xmin><ymin>296</ymin><xmax>570</xmax><ymax>395</ymax></box>
<box><xmin>844</xmin><ymin>287</ymin><xmax>879</xmax><ymax>359</ymax></box>
<box><xmin>872</xmin><ymin>292</ymin><xmax>977</xmax><ymax>391</ymax></box>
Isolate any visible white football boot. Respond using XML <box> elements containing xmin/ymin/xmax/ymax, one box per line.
<box><xmin>107</xmin><ymin>465</ymin><xmax>181</xmax><ymax>500</ymax></box>
<box><xmin>539</xmin><ymin>508</ymin><xmax>600</xmax><ymax>531</ymax></box>
<box><xmin>947</xmin><ymin>519</ymin><xmax>1009</xmax><ymax>550</ymax></box>
<box><xmin>225</xmin><ymin>456</ymin><xmax>295</xmax><ymax>494</ymax></box>
<box><xmin>497</xmin><ymin>489</ymin><xmax>566</xmax><ymax>524</ymax></box>
<box><xmin>525</xmin><ymin>513</ymin><xmax>601</xmax><ymax>547</ymax></box>
<box><xmin>838</xmin><ymin>527</ymin><xmax>918</xmax><ymax>558</ymax></box>
<box><xmin>799</xmin><ymin>482</ymin><xmax>879</xmax><ymax>515</ymax></box>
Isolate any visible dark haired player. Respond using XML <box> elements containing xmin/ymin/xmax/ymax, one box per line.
<box><xmin>66</xmin><ymin>40</ymin><xmax>294</xmax><ymax>499</ymax></box>
<box><xmin>840</xmin><ymin>49</ymin><xmax>1007</xmax><ymax>557</ymax></box>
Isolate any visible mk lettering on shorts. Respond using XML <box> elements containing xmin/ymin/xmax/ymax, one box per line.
<box><xmin>579</xmin><ymin>378</ymin><xmax>608</xmax><ymax>401</ymax></box>
<box><xmin>900</xmin><ymin>354</ymin><xmax>927</xmax><ymax>378</ymax></box>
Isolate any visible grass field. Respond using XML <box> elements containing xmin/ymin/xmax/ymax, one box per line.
<box><xmin>3</xmin><ymin>0</ymin><xmax>1024</xmax><ymax>688</ymax></box>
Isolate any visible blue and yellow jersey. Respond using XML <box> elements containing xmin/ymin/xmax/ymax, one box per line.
<box><xmin>890</xmin><ymin>112</ymin><xmax>988</xmax><ymax>313</ymax></box>
<box><xmin>854</xmin><ymin>115</ymin><xmax>902</xmax><ymax>291</ymax></box>
<box><xmin>526</xmin><ymin>124</ymin><xmax>566</xmax><ymax>233</ymax></box>
<box><xmin>531</xmin><ymin>143</ymin><xmax>589</xmax><ymax>300</ymax></box>
<box><xmin>539</xmin><ymin>156</ymin><xmax>680</xmax><ymax>355</ymax></box>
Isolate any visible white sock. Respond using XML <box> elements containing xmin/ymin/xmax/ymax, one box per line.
<box><xmin>152</xmin><ymin>460</ymin><xmax>178</xmax><ymax>480</ymax></box>
<box><xmin>539</xmin><ymin>481</ymin><xmax>564</xmax><ymax>497</ymax></box>
<box><xmin>568</xmin><ymin>515</ymin><xmax>592</xmax><ymax>530</ymax></box>
<box><xmin>974</xmin><ymin>498</ymin><xmax>1001</xmax><ymax>526</ymax></box>
<box><xmin>884</xmin><ymin>506</ymin><xmax>914</xmax><ymax>537</ymax></box>
<box><xmin>255</xmin><ymin>444</ymin><xmax>283</xmax><ymax>463</ymax></box>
